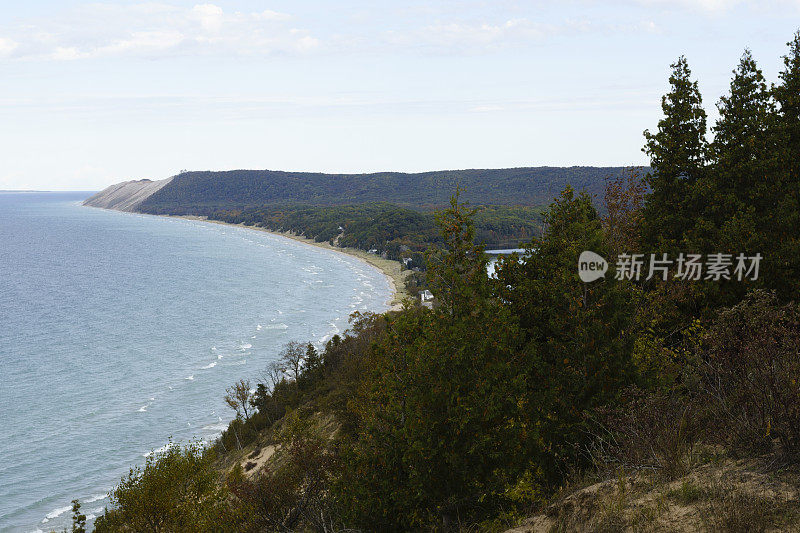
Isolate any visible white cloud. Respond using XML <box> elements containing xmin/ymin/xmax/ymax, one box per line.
<box><xmin>0</xmin><ymin>37</ymin><xmax>17</xmax><ymax>56</ymax></box>
<box><xmin>254</xmin><ymin>10</ymin><xmax>291</xmax><ymax>22</ymax></box>
<box><xmin>0</xmin><ymin>3</ymin><xmax>312</xmax><ymax>61</ymax></box>
<box><xmin>634</xmin><ymin>0</ymin><xmax>744</xmax><ymax>12</ymax></box>
<box><xmin>99</xmin><ymin>30</ymin><xmax>186</xmax><ymax>56</ymax></box>
<box><xmin>50</xmin><ymin>46</ymin><xmax>86</xmax><ymax>61</ymax></box>
<box><xmin>385</xmin><ymin>18</ymin><xmax>560</xmax><ymax>50</ymax></box>
<box><xmin>192</xmin><ymin>4</ymin><xmax>224</xmax><ymax>33</ymax></box>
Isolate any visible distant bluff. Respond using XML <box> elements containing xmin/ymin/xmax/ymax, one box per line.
<box><xmin>85</xmin><ymin>166</ymin><xmax>641</xmax><ymax>214</ymax></box>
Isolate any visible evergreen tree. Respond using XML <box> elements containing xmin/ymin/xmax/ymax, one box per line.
<box><xmin>775</xmin><ymin>31</ymin><xmax>800</xmax><ymax>177</ymax></box>
<box><xmin>686</xmin><ymin>49</ymin><xmax>778</xmax><ymax>307</ymax></box>
<box><xmin>299</xmin><ymin>343</ymin><xmax>323</xmax><ymax>389</ymax></box>
<box><xmin>641</xmin><ymin>56</ymin><xmax>708</xmax><ymax>250</ymax></box>
<box><xmin>768</xmin><ymin>31</ymin><xmax>800</xmax><ymax>300</ymax></box>
<box><xmin>425</xmin><ymin>188</ymin><xmax>489</xmax><ymax>316</ymax></box>
<box><xmin>70</xmin><ymin>500</ymin><xmax>86</xmax><ymax>533</ymax></box>
<box><xmin>337</xmin><ymin>194</ymin><xmax>526</xmax><ymax>529</ymax></box>
<box><xmin>494</xmin><ymin>187</ymin><xmax>637</xmax><ymax>484</ymax></box>
<box><xmin>707</xmin><ymin>49</ymin><xmax>776</xmax><ymax>219</ymax></box>
<box><xmin>304</xmin><ymin>343</ymin><xmax>322</xmax><ymax>372</ymax></box>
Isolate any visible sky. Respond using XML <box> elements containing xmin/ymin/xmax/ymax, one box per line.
<box><xmin>0</xmin><ymin>1</ymin><xmax>799</xmax><ymax>190</ymax></box>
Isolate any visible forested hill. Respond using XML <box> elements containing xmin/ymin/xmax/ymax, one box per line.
<box><xmin>136</xmin><ymin>166</ymin><xmax>630</xmax><ymax>214</ymax></box>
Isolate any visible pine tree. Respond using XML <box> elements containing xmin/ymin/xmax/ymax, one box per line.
<box><xmin>775</xmin><ymin>31</ymin><xmax>800</xmax><ymax>175</ymax></box>
<box><xmin>642</xmin><ymin>56</ymin><xmax>708</xmax><ymax>250</ymax></box>
<box><xmin>425</xmin><ymin>187</ymin><xmax>489</xmax><ymax>317</ymax></box>
<box><xmin>494</xmin><ymin>186</ymin><xmax>637</xmax><ymax>483</ymax></box>
<box><xmin>337</xmin><ymin>193</ymin><xmax>526</xmax><ymax>528</ymax></box>
<box><xmin>693</xmin><ymin>48</ymin><xmax>778</xmax><ymax>300</ymax></box>
<box><xmin>709</xmin><ymin>49</ymin><xmax>776</xmax><ymax>217</ymax></box>
<box><xmin>767</xmin><ymin>31</ymin><xmax>800</xmax><ymax>299</ymax></box>
<box><xmin>299</xmin><ymin>343</ymin><xmax>323</xmax><ymax>388</ymax></box>
<box><xmin>70</xmin><ymin>500</ymin><xmax>86</xmax><ymax>533</ymax></box>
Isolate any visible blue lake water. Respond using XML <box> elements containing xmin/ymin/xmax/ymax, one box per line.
<box><xmin>0</xmin><ymin>192</ymin><xmax>391</xmax><ymax>532</ymax></box>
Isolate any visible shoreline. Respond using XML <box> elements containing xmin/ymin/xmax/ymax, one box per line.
<box><xmin>170</xmin><ymin>215</ymin><xmax>410</xmax><ymax>312</ymax></box>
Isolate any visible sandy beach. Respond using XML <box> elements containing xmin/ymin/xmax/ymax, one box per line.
<box><xmin>172</xmin><ymin>215</ymin><xmax>410</xmax><ymax>312</ymax></box>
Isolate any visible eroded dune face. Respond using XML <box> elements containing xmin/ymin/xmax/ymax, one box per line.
<box><xmin>83</xmin><ymin>177</ymin><xmax>172</xmax><ymax>211</ymax></box>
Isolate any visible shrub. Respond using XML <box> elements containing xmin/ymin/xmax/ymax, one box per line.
<box><xmin>586</xmin><ymin>387</ymin><xmax>701</xmax><ymax>479</ymax></box>
<box><xmin>93</xmin><ymin>441</ymin><xmax>232</xmax><ymax>532</ymax></box>
<box><xmin>701</xmin><ymin>290</ymin><xmax>800</xmax><ymax>458</ymax></box>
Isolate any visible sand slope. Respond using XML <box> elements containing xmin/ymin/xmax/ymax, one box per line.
<box><xmin>83</xmin><ymin>178</ymin><xmax>172</xmax><ymax>211</ymax></box>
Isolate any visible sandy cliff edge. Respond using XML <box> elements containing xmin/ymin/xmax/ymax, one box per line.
<box><xmin>83</xmin><ymin>178</ymin><xmax>172</xmax><ymax>212</ymax></box>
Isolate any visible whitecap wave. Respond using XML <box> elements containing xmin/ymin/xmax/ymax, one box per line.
<box><xmin>42</xmin><ymin>505</ymin><xmax>72</xmax><ymax>523</ymax></box>
<box><xmin>138</xmin><ymin>405</ymin><xmax>148</xmax><ymax>412</ymax></box>
<box><xmin>185</xmin><ymin>375</ymin><xmax>194</xmax><ymax>380</ymax></box>
<box><xmin>202</xmin><ymin>423</ymin><xmax>229</xmax><ymax>432</ymax></box>
<box><xmin>85</xmin><ymin>493</ymin><xmax>107</xmax><ymax>503</ymax></box>
<box><xmin>200</xmin><ymin>361</ymin><xmax>217</xmax><ymax>369</ymax></box>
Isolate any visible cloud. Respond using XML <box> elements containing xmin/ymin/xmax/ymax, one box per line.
<box><xmin>254</xmin><ymin>10</ymin><xmax>292</xmax><ymax>22</ymax></box>
<box><xmin>381</xmin><ymin>15</ymin><xmax>664</xmax><ymax>53</ymax></box>
<box><xmin>633</xmin><ymin>0</ymin><xmax>745</xmax><ymax>12</ymax></box>
<box><xmin>0</xmin><ymin>37</ymin><xmax>17</xmax><ymax>56</ymax></box>
<box><xmin>385</xmin><ymin>18</ymin><xmax>567</xmax><ymax>51</ymax></box>
<box><xmin>192</xmin><ymin>4</ymin><xmax>225</xmax><ymax>33</ymax></box>
<box><xmin>0</xmin><ymin>3</ymin><xmax>312</xmax><ymax>61</ymax></box>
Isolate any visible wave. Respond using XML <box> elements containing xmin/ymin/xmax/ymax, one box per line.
<box><xmin>185</xmin><ymin>375</ymin><xmax>194</xmax><ymax>380</ymax></box>
<box><xmin>41</xmin><ymin>505</ymin><xmax>72</xmax><ymax>523</ymax></box>
<box><xmin>138</xmin><ymin>405</ymin><xmax>148</xmax><ymax>412</ymax></box>
<box><xmin>200</xmin><ymin>361</ymin><xmax>217</xmax><ymax>369</ymax></box>
<box><xmin>239</xmin><ymin>343</ymin><xmax>253</xmax><ymax>350</ymax></box>
<box><xmin>261</xmin><ymin>323</ymin><xmax>288</xmax><ymax>330</ymax></box>
<box><xmin>202</xmin><ymin>423</ymin><xmax>229</xmax><ymax>432</ymax></box>
<box><xmin>84</xmin><ymin>493</ymin><xmax>108</xmax><ymax>504</ymax></box>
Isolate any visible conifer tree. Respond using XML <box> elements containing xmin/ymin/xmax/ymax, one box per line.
<box><xmin>494</xmin><ymin>187</ymin><xmax>637</xmax><ymax>483</ymax></box>
<box><xmin>709</xmin><ymin>49</ymin><xmax>775</xmax><ymax>217</ymax></box>
<box><xmin>338</xmin><ymin>193</ymin><xmax>525</xmax><ymax>529</ymax></box>
<box><xmin>768</xmin><ymin>31</ymin><xmax>800</xmax><ymax>299</ymax></box>
<box><xmin>425</xmin><ymin>187</ymin><xmax>489</xmax><ymax>316</ymax></box>
<box><xmin>642</xmin><ymin>56</ymin><xmax>708</xmax><ymax>250</ymax></box>
<box><xmin>775</xmin><ymin>31</ymin><xmax>800</xmax><ymax>175</ymax></box>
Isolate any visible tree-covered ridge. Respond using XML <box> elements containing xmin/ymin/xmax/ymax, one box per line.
<box><xmin>209</xmin><ymin>203</ymin><xmax>544</xmax><ymax>257</ymax></box>
<box><xmin>136</xmin><ymin>166</ymin><xmax>631</xmax><ymax>214</ymax></box>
